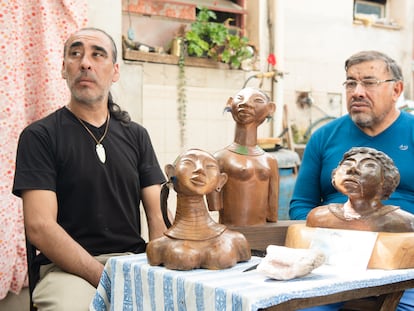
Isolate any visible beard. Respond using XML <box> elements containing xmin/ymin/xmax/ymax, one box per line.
<box><xmin>350</xmin><ymin>112</ymin><xmax>376</xmax><ymax>128</ymax></box>
<box><xmin>350</xmin><ymin>108</ymin><xmax>389</xmax><ymax>129</ymax></box>
<box><xmin>348</xmin><ymin>97</ymin><xmax>394</xmax><ymax>129</ymax></box>
<box><xmin>72</xmin><ymin>90</ymin><xmax>105</xmax><ymax>105</ymax></box>
<box><xmin>67</xmin><ymin>73</ymin><xmax>107</xmax><ymax>105</ymax></box>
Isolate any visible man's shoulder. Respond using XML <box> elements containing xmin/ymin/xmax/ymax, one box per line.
<box><xmin>399</xmin><ymin>110</ymin><xmax>414</xmax><ymax>123</ymax></box>
<box><xmin>127</xmin><ymin>119</ymin><xmax>147</xmax><ymax>131</ymax></box>
<box><xmin>322</xmin><ymin>114</ymin><xmax>350</xmax><ymax>127</ymax></box>
<box><xmin>311</xmin><ymin>114</ymin><xmax>351</xmax><ymax>136</ymax></box>
<box><xmin>22</xmin><ymin>107</ymin><xmax>65</xmax><ymax>133</ymax></box>
<box><xmin>117</xmin><ymin>119</ymin><xmax>149</xmax><ymax>136</ymax></box>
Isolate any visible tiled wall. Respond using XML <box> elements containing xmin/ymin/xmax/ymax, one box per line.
<box><xmin>134</xmin><ymin>62</ymin><xmax>274</xmax><ymax>168</ymax></box>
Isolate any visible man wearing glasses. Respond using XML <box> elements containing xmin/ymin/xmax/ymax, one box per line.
<box><xmin>289</xmin><ymin>50</ymin><xmax>414</xmax><ymax>311</ymax></box>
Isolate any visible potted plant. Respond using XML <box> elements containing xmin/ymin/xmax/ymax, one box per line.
<box><xmin>185</xmin><ymin>7</ymin><xmax>253</xmax><ymax>69</ymax></box>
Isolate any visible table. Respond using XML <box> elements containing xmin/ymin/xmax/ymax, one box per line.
<box><xmin>90</xmin><ymin>253</ymin><xmax>414</xmax><ymax>311</ymax></box>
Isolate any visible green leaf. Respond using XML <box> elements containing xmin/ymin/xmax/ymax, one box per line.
<box><xmin>184</xmin><ymin>7</ymin><xmax>253</xmax><ymax>67</ymax></box>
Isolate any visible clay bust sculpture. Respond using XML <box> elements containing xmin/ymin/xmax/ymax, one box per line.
<box><xmin>210</xmin><ymin>87</ymin><xmax>279</xmax><ymax>226</ymax></box>
<box><xmin>307</xmin><ymin>147</ymin><xmax>414</xmax><ymax>232</ymax></box>
<box><xmin>146</xmin><ymin>148</ymin><xmax>251</xmax><ymax>270</ymax></box>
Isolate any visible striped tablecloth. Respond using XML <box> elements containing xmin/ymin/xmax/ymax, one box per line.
<box><xmin>90</xmin><ymin>253</ymin><xmax>414</xmax><ymax>311</ymax></box>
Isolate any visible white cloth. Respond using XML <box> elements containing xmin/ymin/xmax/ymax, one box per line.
<box><xmin>90</xmin><ymin>253</ymin><xmax>414</xmax><ymax>311</ymax></box>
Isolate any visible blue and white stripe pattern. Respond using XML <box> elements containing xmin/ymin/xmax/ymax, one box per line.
<box><xmin>90</xmin><ymin>253</ymin><xmax>414</xmax><ymax>311</ymax></box>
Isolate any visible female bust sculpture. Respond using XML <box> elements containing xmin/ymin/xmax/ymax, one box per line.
<box><xmin>307</xmin><ymin>147</ymin><xmax>414</xmax><ymax>232</ymax></box>
<box><xmin>146</xmin><ymin>148</ymin><xmax>251</xmax><ymax>270</ymax></box>
<box><xmin>210</xmin><ymin>87</ymin><xmax>279</xmax><ymax>226</ymax></box>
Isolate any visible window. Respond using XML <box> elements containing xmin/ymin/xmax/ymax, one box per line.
<box><xmin>354</xmin><ymin>0</ymin><xmax>385</xmax><ymax>20</ymax></box>
<box><xmin>353</xmin><ymin>0</ymin><xmax>401</xmax><ymax>29</ymax></box>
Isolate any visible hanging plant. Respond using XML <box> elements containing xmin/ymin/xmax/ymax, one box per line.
<box><xmin>185</xmin><ymin>7</ymin><xmax>253</xmax><ymax>69</ymax></box>
<box><xmin>176</xmin><ymin>34</ymin><xmax>187</xmax><ymax>149</ymax></box>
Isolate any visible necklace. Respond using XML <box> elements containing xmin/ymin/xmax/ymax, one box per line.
<box><xmin>74</xmin><ymin>112</ymin><xmax>110</xmax><ymax>164</ymax></box>
<box><xmin>227</xmin><ymin>142</ymin><xmax>264</xmax><ymax>156</ymax></box>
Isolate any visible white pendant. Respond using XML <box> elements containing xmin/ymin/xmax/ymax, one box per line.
<box><xmin>96</xmin><ymin>144</ymin><xmax>106</xmax><ymax>163</ymax></box>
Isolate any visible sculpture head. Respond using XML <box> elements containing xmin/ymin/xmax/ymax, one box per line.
<box><xmin>225</xmin><ymin>87</ymin><xmax>275</xmax><ymax>126</ymax></box>
<box><xmin>165</xmin><ymin>148</ymin><xmax>228</xmax><ymax>197</ymax></box>
<box><xmin>332</xmin><ymin>147</ymin><xmax>400</xmax><ymax>200</ymax></box>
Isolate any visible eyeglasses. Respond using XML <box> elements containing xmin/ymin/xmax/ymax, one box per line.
<box><xmin>342</xmin><ymin>79</ymin><xmax>397</xmax><ymax>91</ymax></box>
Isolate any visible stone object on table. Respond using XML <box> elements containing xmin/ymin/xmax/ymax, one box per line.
<box><xmin>256</xmin><ymin>245</ymin><xmax>325</xmax><ymax>280</ymax></box>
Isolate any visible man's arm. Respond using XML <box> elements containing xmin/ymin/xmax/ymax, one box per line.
<box><xmin>22</xmin><ymin>189</ymin><xmax>104</xmax><ymax>287</ymax></box>
<box><xmin>289</xmin><ymin>137</ymin><xmax>324</xmax><ymax>220</ymax></box>
<box><xmin>141</xmin><ymin>184</ymin><xmax>167</xmax><ymax>240</ymax></box>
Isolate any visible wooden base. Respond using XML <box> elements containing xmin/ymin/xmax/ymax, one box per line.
<box><xmin>285</xmin><ymin>223</ymin><xmax>414</xmax><ymax>270</ymax></box>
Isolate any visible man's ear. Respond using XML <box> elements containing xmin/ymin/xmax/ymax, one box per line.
<box><xmin>112</xmin><ymin>63</ymin><xmax>120</xmax><ymax>83</ymax></box>
<box><xmin>61</xmin><ymin>61</ymin><xmax>67</xmax><ymax>79</ymax></box>
<box><xmin>392</xmin><ymin>80</ymin><xmax>404</xmax><ymax>103</ymax></box>
<box><xmin>164</xmin><ymin>164</ymin><xmax>175</xmax><ymax>180</ymax></box>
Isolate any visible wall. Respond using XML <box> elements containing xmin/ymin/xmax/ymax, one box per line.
<box><xmin>139</xmin><ymin>63</ymin><xmax>274</xmax><ymax>165</ymax></box>
<box><xmin>279</xmin><ymin>0</ymin><xmax>414</xmax><ymax>138</ymax></box>
<box><xmin>86</xmin><ymin>0</ymin><xmax>414</xmax><ymax>171</ymax></box>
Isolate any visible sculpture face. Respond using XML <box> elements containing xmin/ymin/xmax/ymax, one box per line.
<box><xmin>229</xmin><ymin>87</ymin><xmax>272</xmax><ymax>125</ymax></box>
<box><xmin>333</xmin><ymin>152</ymin><xmax>383</xmax><ymax>200</ymax></box>
<box><xmin>174</xmin><ymin>149</ymin><xmax>222</xmax><ymax>196</ymax></box>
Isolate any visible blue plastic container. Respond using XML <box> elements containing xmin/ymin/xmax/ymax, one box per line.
<box><xmin>266</xmin><ymin>148</ymin><xmax>300</xmax><ymax>220</ymax></box>
<box><xmin>278</xmin><ymin>167</ymin><xmax>297</xmax><ymax>220</ymax></box>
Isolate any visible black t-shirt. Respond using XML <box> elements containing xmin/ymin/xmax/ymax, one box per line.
<box><xmin>13</xmin><ymin>107</ymin><xmax>166</xmax><ymax>264</ymax></box>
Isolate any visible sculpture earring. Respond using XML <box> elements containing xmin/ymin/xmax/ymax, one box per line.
<box><xmin>215</xmin><ymin>187</ymin><xmax>221</xmax><ymax>192</ymax></box>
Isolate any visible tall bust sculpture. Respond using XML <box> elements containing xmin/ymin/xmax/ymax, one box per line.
<box><xmin>209</xmin><ymin>87</ymin><xmax>279</xmax><ymax>226</ymax></box>
<box><xmin>146</xmin><ymin>148</ymin><xmax>251</xmax><ymax>270</ymax></box>
<box><xmin>307</xmin><ymin>146</ymin><xmax>414</xmax><ymax>232</ymax></box>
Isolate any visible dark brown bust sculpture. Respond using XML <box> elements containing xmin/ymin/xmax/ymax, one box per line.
<box><xmin>307</xmin><ymin>147</ymin><xmax>414</xmax><ymax>232</ymax></box>
<box><xmin>209</xmin><ymin>87</ymin><xmax>279</xmax><ymax>226</ymax></box>
<box><xmin>146</xmin><ymin>148</ymin><xmax>251</xmax><ymax>270</ymax></box>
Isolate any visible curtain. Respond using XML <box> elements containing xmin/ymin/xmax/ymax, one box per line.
<box><xmin>0</xmin><ymin>0</ymin><xmax>87</xmax><ymax>298</ymax></box>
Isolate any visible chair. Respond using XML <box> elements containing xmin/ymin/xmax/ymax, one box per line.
<box><xmin>25</xmin><ymin>236</ymin><xmax>39</xmax><ymax>311</ymax></box>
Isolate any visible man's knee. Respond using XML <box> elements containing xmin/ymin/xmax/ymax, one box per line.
<box><xmin>33</xmin><ymin>269</ymin><xmax>95</xmax><ymax>311</ymax></box>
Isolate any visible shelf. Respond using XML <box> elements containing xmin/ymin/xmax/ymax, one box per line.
<box><xmin>353</xmin><ymin>19</ymin><xmax>401</xmax><ymax>30</ymax></box>
<box><xmin>123</xmin><ymin>48</ymin><xmax>230</xmax><ymax>69</ymax></box>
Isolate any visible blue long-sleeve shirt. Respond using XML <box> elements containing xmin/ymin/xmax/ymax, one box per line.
<box><xmin>289</xmin><ymin>111</ymin><xmax>414</xmax><ymax>220</ymax></box>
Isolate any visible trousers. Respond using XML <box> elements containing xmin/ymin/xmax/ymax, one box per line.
<box><xmin>32</xmin><ymin>253</ymin><xmax>131</xmax><ymax>311</ymax></box>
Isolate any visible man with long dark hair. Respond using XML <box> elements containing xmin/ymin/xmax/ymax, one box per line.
<box><xmin>13</xmin><ymin>27</ymin><xmax>166</xmax><ymax>310</ymax></box>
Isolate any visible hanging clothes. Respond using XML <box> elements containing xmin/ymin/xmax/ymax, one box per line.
<box><xmin>0</xmin><ymin>0</ymin><xmax>87</xmax><ymax>298</ymax></box>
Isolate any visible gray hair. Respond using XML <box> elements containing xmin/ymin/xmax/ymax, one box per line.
<box><xmin>344</xmin><ymin>50</ymin><xmax>403</xmax><ymax>81</ymax></box>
